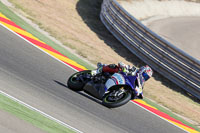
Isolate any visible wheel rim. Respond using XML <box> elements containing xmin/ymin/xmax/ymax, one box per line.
<box><xmin>104</xmin><ymin>91</ymin><xmax>128</xmax><ymax>103</ymax></box>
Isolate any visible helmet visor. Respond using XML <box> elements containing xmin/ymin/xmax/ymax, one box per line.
<box><xmin>142</xmin><ymin>72</ymin><xmax>150</xmax><ymax>81</ymax></box>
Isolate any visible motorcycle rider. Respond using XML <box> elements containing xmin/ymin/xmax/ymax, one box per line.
<box><xmin>91</xmin><ymin>62</ymin><xmax>153</xmax><ymax>99</ymax></box>
<box><xmin>132</xmin><ymin>65</ymin><xmax>153</xmax><ymax>99</ymax></box>
<box><xmin>91</xmin><ymin>62</ymin><xmax>129</xmax><ymax>75</ymax></box>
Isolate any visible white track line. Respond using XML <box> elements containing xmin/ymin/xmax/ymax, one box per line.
<box><xmin>0</xmin><ymin>23</ymin><xmax>82</xmax><ymax>132</ymax></box>
<box><xmin>0</xmin><ymin>23</ymin><xmax>79</xmax><ymax>72</ymax></box>
<box><xmin>0</xmin><ymin>20</ymin><xmax>192</xmax><ymax>133</ymax></box>
<box><xmin>0</xmin><ymin>90</ymin><xmax>83</xmax><ymax>133</ymax></box>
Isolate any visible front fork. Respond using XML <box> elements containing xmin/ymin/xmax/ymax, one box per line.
<box><xmin>110</xmin><ymin>87</ymin><xmax>126</xmax><ymax>97</ymax></box>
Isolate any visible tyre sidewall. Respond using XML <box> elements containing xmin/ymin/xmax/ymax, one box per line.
<box><xmin>67</xmin><ymin>70</ymin><xmax>91</xmax><ymax>91</ymax></box>
<box><xmin>102</xmin><ymin>91</ymin><xmax>131</xmax><ymax>108</ymax></box>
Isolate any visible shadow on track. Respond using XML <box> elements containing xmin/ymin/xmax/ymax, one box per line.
<box><xmin>54</xmin><ymin>80</ymin><xmax>103</xmax><ymax>105</ymax></box>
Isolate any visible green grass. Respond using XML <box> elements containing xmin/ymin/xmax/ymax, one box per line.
<box><xmin>143</xmin><ymin>98</ymin><xmax>200</xmax><ymax>132</ymax></box>
<box><xmin>0</xmin><ymin>1</ymin><xmax>94</xmax><ymax>70</ymax></box>
<box><xmin>0</xmin><ymin>1</ymin><xmax>199</xmax><ymax>132</ymax></box>
<box><xmin>0</xmin><ymin>93</ymin><xmax>76</xmax><ymax>133</ymax></box>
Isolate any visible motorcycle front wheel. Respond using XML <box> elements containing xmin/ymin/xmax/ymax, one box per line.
<box><xmin>102</xmin><ymin>89</ymin><xmax>131</xmax><ymax>108</ymax></box>
<box><xmin>67</xmin><ymin>70</ymin><xmax>91</xmax><ymax>91</ymax></box>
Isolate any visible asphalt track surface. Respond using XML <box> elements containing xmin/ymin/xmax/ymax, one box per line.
<box><xmin>148</xmin><ymin>17</ymin><xmax>200</xmax><ymax>60</ymax></box>
<box><xmin>0</xmin><ymin>25</ymin><xmax>187</xmax><ymax>133</ymax></box>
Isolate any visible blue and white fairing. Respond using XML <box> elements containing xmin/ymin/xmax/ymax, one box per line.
<box><xmin>105</xmin><ymin>73</ymin><xmax>124</xmax><ymax>91</ymax></box>
<box><xmin>104</xmin><ymin>73</ymin><xmax>136</xmax><ymax>92</ymax></box>
<box><xmin>83</xmin><ymin>72</ymin><xmax>138</xmax><ymax>100</ymax></box>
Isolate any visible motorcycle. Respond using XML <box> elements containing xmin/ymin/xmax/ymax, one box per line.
<box><xmin>67</xmin><ymin>67</ymin><xmax>138</xmax><ymax>108</ymax></box>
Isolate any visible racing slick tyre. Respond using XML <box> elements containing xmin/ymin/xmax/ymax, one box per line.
<box><xmin>67</xmin><ymin>70</ymin><xmax>91</xmax><ymax>91</ymax></box>
<box><xmin>102</xmin><ymin>90</ymin><xmax>131</xmax><ymax>108</ymax></box>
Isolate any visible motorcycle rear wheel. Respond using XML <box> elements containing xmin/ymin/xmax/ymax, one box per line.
<box><xmin>67</xmin><ymin>70</ymin><xmax>91</xmax><ymax>91</ymax></box>
<box><xmin>102</xmin><ymin>89</ymin><xmax>131</xmax><ymax>108</ymax></box>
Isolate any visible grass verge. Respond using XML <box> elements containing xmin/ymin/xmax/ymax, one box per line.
<box><xmin>0</xmin><ymin>0</ymin><xmax>199</xmax><ymax>132</ymax></box>
<box><xmin>0</xmin><ymin>93</ymin><xmax>76</xmax><ymax>133</ymax></box>
<box><xmin>0</xmin><ymin>1</ymin><xmax>94</xmax><ymax>70</ymax></box>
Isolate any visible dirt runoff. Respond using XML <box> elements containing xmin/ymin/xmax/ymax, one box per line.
<box><xmin>4</xmin><ymin>0</ymin><xmax>200</xmax><ymax>127</ymax></box>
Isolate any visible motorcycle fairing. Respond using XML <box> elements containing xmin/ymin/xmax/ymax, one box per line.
<box><xmin>111</xmin><ymin>73</ymin><xmax>125</xmax><ymax>85</ymax></box>
<box><xmin>125</xmin><ymin>75</ymin><xmax>137</xmax><ymax>90</ymax></box>
<box><xmin>83</xmin><ymin>81</ymin><xmax>106</xmax><ymax>100</ymax></box>
<box><xmin>104</xmin><ymin>73</ymin><xmax>125</xmax><ymax>92</ymax></box>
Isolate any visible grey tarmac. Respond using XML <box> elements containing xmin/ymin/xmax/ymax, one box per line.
<box><xmin>148</xmin><ymin>17</ymin><xmax>200</xmax><ymax>60</ymax></box>
<box><xmin>0</xmin><ymin>23</ymin><xmax>187</xmax><ymax>133</ymax></box>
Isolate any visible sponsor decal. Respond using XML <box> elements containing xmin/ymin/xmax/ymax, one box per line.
<box><xmin>111</xmin><ymin>73</ymin><xmax>125</xmax><ymax>85</ymax></box>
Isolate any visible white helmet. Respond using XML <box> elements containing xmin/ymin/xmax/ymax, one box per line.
<box><xmin>139</xmin><ymin>65</ymin><xmax>153</xmax><ymax>81</ymax></box>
